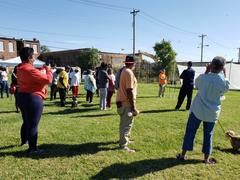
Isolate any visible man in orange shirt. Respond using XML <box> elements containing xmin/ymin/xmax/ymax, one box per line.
<box><xmin>158</xmin><ymin>69</ymin><xmax>167</xmax><ymax>97</ymax></box>
<box><xmin>116</xmin><ymin>55</ymin><xmax>139</xmax><ymax>152</ymax></box>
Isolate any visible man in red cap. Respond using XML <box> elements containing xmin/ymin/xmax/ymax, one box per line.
<box><xmin>116</xmin><ymin>55</ymin><xmax>139</xmax><ymax>152</ymax></box>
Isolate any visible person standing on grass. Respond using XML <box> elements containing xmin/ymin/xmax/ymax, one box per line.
<box><xmin>176</xmin><ymin>56</ymin><xmax>230</xmax><ymax>164</ymax></box>
<box><xmin>175</xmin><ymin>61</ymin><xmax>195</xmax><ymax>110</ymax></box>
<box><xmin>98</xmin><ymin>62</ymin><xmax>110</xmax><ymax>110</ymax></box>
<box><xmin>17</xmin><ymin>47</ymin><xmax>52</xmax><ymax>154</ymax></box>
<box><xmin>70</xmin><ymin>67</ymin><xmax>81</xmax><ymax>107</ymax></box>
<box><xmin>1</xmin><ymin>67</ymin><xmax>9</xmax><ymax>98</ymax></box>
<box><xmin>158</xmin><ymin>69</ymin><xmax>167</xmax><ymax>97</ymax></box>
<box><xmin>57</xmin><ymin>66</ymin><xmax>70</xmax><ymax>107</ymax></box>
<box><xmin>84</xmin><ymin>69</ymin><xmax>96</xmax><ymax>103</ymax></box>
<box><xmin>106</xmin><ymin>68</ymin><xmax>115</xmax><ymax>108</ymax></box>
<box><xmin>11</xmin><ymin>66</ymin><xmax>19</xmax><ymax>112</ymax></box>
<box><xmin>116</xmin><ymin>55</ymin><xmax>139</xmax><ymax>152</ymax></box>
<box><xmin>50</xmin><ymin>68</ymin><xmax>59</xmax><ymax>101</ymax></box>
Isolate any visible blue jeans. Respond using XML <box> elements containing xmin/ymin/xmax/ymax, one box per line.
<box><xmin>18</xmin><ymin>93</ymin><xmax>43</xmax><ymax>150</ymax></box>
<box><xmin>1</xmin><ymin>81</ymin><xmax>9</xmax><ymax>98</ymax></box>
<box><xmin>182</xmin><ymin>112</ymin><xmax>215</xmax><ymax>155</ymax></box>
<box><xmin>99</xmin><ymin>88</ymin><xmax>107</xmax><ymax>110</ymax></box>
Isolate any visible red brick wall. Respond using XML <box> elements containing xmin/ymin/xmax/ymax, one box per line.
<box><xmin>0</xmin><ymin>39</ymin><xmax>17</xmax><ymax>60</ymax></box>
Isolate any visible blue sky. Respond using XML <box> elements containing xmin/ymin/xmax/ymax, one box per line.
<box><xmin>0</xmin><ymin>0</ymin><xmax>239</xmax><ymax>62</ymax></box>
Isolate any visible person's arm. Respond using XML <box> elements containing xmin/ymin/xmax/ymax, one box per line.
<box><xmin>125</xmin><ymin>70</ymin><xmax>139</xmax><ymax>116</ymax></box>
<box><xmin>31</xmin><ymin>65</ymin><xmax>53</xmax><ymax>86</ymax></box>
<box><xmin>179</xmin><ymin>70</ymin><xmax>185</xmax><ymax>79</ymax></box>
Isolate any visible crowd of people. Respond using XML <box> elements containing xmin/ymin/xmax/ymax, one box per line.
<box><xmin>0</xmin><ymin>48</ymin><xmax>230</xmax><ymax>164</ymax></box>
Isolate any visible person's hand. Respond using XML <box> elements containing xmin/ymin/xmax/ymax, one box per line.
<box><xmin>43</xmin><ymin>64</ymin><xmax>51</xmax><ymax>71</ymax></box>
<box><xmin>132</xmin><ymin>108</ymin><xmax>140</xmax><ymax>116</ymax></box>
<box><xmin>205</xmin><ymin>63</ymin><xmax>211</xmax><ymax>74</ymax></box>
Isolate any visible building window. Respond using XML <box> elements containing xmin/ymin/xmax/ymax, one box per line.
<box><xmin>33</xmin><ymin>44</ymin><xmax>38</xmax><ymax>54</ymax></box>
<box><xmin>25</xmin><ymin>43</ymin><xmax>30</xmax><ymax>47</ymax></box>
<box><xmin>8</xmin><ymin>42</ymin><xmax>14</xmax><ymax>52</ymax></box>
<box><xmin>0</xmin><ymin>41</ymin><xmax>3</xmax><ymax>52</ymax></box>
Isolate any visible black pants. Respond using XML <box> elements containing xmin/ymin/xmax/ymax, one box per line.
<box><xmin>58</xmin><ymin>88</ymin><xmax>67</xmax><ymax>107</ymax></box>
<box><xmin>175</xmin><ymin>86</ymin><xmax>193</xmax><ymax>110</ymax></box>
<box><xmin>86</xmin><ymin>90</ymin><xmax>93</xmax><ymax>103</ymax></box>
<box><xmin>50</xmin><ymin>84</ymin><xmax>58</xmax><ymax>100</ymax></box>
<box><xmin>18</xmin><ymin>93</ymin><xmax>43</xmax><ymax>150</ymax></box>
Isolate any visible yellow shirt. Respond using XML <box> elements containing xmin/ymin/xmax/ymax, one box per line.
<box><xmin>116</xmin><ymin>67</ymin><xmax>137</xmax><ymax>107</ymax></box>
<box><xmin>57</xmin><ymin>71</ymin><xmax>68</xmax><ymax>88</ymax></box>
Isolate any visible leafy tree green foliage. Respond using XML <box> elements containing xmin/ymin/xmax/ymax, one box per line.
<box><xmin>40</xmin><ymin>45</ymin><xmax>50</xmax><ymax>53</ymax></box>
<box><xmin>153</xmin><ymin>39</ymin><xmax>177</xmax><ymax>77</ymax></box>
<box><xmin>77</xmin><ymin>48</ymin><xmax>99</xmax><ymax>70</ymax></box>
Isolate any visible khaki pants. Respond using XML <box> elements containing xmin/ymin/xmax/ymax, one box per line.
<box><xmin>117</xmin><ymin>106</ymin><xmax>134</xmax><ymax>148</ymax></box>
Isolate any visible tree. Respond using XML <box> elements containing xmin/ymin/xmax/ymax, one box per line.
<box><xmin>77</xmin><ymin>48</ymin><xmax>99</xmax><ymax>70</ymax></box>
<box><xmin>153</xmin><ymin>39</ymin><xmax>177</xmax><ymax>78</ymax></box>
<box><xmin>40</xmin><ymin>45</ymin><xmax>50</xmax><ymax>53</ymax></box>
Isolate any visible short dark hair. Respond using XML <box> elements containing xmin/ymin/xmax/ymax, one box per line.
<box><xmin>187</xmin><ymin>61</ymin><xmax>192</xmax><ymax>67</ymax></box>
<box><xmin>100</xmin><ymin>62</ymin><xmax>108</xmax><ymax>69</ymax></box>
<box><xmin>211</xmin><ymin>56</ymin><xmax>225</xmax><ymax>73</ymax></box>
<box><xmin>107</xmin><ymin>68</ymin><xmax>113</xmax><ymax>74</ymax></box>
<box><xmin>19</xmin><ymin>47</ymin><xmax>34</xmax><ymax>62</ymax></box>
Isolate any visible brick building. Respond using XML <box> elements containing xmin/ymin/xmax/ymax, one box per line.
<box><xmin>0</xmin><ymin>37</ymin><xmax>40</xmax><ymax>60</ymax></box>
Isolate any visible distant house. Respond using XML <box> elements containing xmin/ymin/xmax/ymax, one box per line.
<box><xmin>39</xmin><ymin>48</ymin><xmax>156</xmax><ymax>69</ymax></box>
<box><xmin>0</xmin><ymin>37</ymin><xmax>40</xmax><ymax>60</ymax></box>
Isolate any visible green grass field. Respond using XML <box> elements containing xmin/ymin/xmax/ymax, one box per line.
<box><xmin>0</xmin><ymin>83</ymin><xmax>239</xmax><ymax>179</ymax></box>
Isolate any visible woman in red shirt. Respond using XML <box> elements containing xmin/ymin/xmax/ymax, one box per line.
<box><xmin>17</xmin><ymin>47</ymin><xmax>52</xmax><ymax>154</ymax></box>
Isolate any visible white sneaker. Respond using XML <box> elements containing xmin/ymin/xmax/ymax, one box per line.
<box><xmin>122</xmin><ymin>146</ymin><xmax>135</xmax><ymax>153</ymax></box>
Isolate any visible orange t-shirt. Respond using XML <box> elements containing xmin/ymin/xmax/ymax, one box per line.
<box><xmin>116</xmin><ymin>67</ymin><xmax>137</xmax><ymax>107</ymax></box>
<box><xmin>159</xmin><ymin>72</ymin><xmax>167</xmax><ymax>85</ymax></box>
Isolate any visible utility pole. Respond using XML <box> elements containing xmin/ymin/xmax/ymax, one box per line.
<box><xmin>238</xmin><ymin>48</ymin><xmax>240</xmax><ymax>63</ymax></box>
<box><xmin>130</xmin><ymin>9</ymin><xmax>140</xmax><ymax>57</ymax></box>
<box><xmin>199</xmin><ymin>34</ymin><xmax>207</xmax><ymax>64</ymax></box>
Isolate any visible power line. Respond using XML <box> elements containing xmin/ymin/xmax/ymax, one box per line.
<box><xmin>0</xmin><ymin>25</ymin><xmax>104</xmax><ymax>39</ymax></box>
<box><xmin>67</xmin><ymin>0</ymin><xmax>130</xmax><ymax>12</ymax></box>
<box><xmin>206</xmin><ymin>37</ymin><xmax>234</xmax><ymax>49</ymax></box>
<box><xmin>141</xmin><ymin>11</ymin><xmax>199</xmax><ymax>36</ymax></box>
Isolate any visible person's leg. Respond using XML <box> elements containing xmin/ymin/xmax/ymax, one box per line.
<box><xmin>18</xmin><ymin>93</ymin><xmax>29</xmax><ymax>145</ymax></box>
<box><xmin>162</xmin><ymin>85</ymin><xmax>165</xmax><ymax>97</ymax></box>
<box><xmin>53</xmin><ymin>85</ymin><xmax>58</xmax><ymax>99</ymax></box>
<box><xmin>90</xmin><ymin>91</ymin><xmax>93</xmax><ymax>103</ymax></box>
<box><xmin>118</xmin><ymin>106</ymin><xmax>134</xmax><ymax>149</ymax></box>
<box><xmin>186</xmin><ymin>87</ymin><xmax>193</xmax><ymax>110</ymax></box>
<box><xmin>202</xmin><ymin>121</ymin><xmax>215</xmax><ymax>162</ymax></box>
<box><xmin>99</xmin><ymin>88</ymin><xmax>104</xmax><ymax>109</ymax></box>
<box><xmin>107</xmin><ymin>91</ymin><xmax>113</xmax><ymax>108</ymax></box>
<box><xmin>86</xmin><ymin>90</ymin><xmax>90</xmax><ymax>102</ymax></box>
<box><xmin>180</xmin><ymin>113</ymin><xmax>202</xmax><ymax>158</ymax></box>
<box><xmin>102</xmin><ymin>88</ymin><xmax>107</xmax><ymax>110</ymax></box>
<box><xmin>5</xmin><ymin>82</ymin><xmax>9</xmax><ymax>97</ymax></box>
<box><xmin>175</xmin><ymin>86</ymin><xmax>186</xmax><ymax>109</ymax></box>
<box><xmin>28</xmin><ymin>95</ymin><xmax>43</xmax><ymax>151</ymax></box>
<box><xmin>50</xmin><ymin>84</ymin><xmax>54</xmax><ymax>100</ymax></box>
<box><xmin>158</xmin><ymin>85</ymin><xmax>161</xmax><ymax>97</ymax></box>
<box><xmin>106</xmin><ymin>90</ymin><xmax>111</xmax><ymax>107</ymax></box>
<box><xmin>0</xmin><ymin>83</ymin><xmax>3</xmax><ymax>98</ymax></box>
<box><xmin>59</xmin><ymin>88</ymin><xmax>66</xmax><ymax>107</ymax></box>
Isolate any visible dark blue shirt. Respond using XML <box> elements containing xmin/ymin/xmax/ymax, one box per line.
<box><xmin>98</xmin><ymin>70</ymin><xmax>109</xmax><ymax>88</ymax></box>
<box><xmin>180</xmin><ymin>68</ymin><xmax>195</xmax><ymax>87</ymax></box>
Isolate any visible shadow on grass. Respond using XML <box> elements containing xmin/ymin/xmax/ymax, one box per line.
<box><xmin>44</xmin><ymin>107</ymin><xmax>99</xmax><ymax>115</ymax></box>
<box><xmin>0</xmin><ymin>145</ymin><xmax>16</xmax><ymax>150</ymax></box>
<box><xmin>81</xmin><ymin>103</ymin><xmax>98</xmax><ymax>107</ymax></box>
<box><xmin>73</xmin><ymin>113</ymin><xmax>116</xmax><ymax>118</ymax></box>
<box><xmin>0</xmin><ymin>110</ymin><xmax>18</xmax><ymax>114</ymax></box>
<box><xmin>92</xmin><ymin>158</ymin><xmax>202</xmax><ymax>179</ymax></box>
<box><xmin>141</xmin><ymin>109</ymin><xmax>186</xmax><ymax>114</ymax></box>
<box><xmin>214</xmin><ymin>146</ymin><xmax>240</xmax><ymax>154</ymax></box>
<box><xmin>137</xmin><ymin>96</ymin><xmax>158</xmax><ymax>99</ymax></box>
<box><xmin>0</xmin><ymin>141</ymin><xmax>118</xmax><ymax>159</ymax></box>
